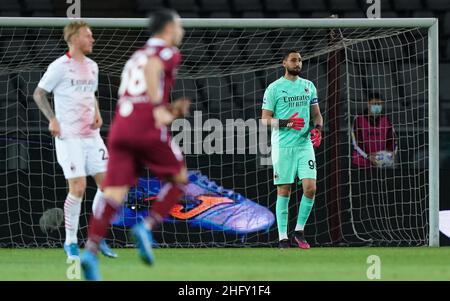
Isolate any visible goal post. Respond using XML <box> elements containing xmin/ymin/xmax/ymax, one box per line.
<box><xmin>0</xmin><ymin>17</ymin><xmax>439</xmax><ymax>247</ymax></box>
<box><xmin>428</xmin><ymin>20</ymin><xmax>439</xmax><ymax>247</ymax></box>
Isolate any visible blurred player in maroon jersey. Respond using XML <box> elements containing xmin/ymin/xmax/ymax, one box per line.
<box><xmin>81</xmin><ymin>9</ymin><xmax>190</xmax><ymax>280</ymax></box>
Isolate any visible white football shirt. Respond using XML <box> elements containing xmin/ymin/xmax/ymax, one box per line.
<box><xmin>38</xmin><ymin>53</ymin><xmax>99</xmax><ymax>138</ymax></box>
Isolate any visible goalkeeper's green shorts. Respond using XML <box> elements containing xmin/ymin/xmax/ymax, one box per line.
<box><xmin>271</xmin><ymin>144</ymin><xmax>317</xmax><ymax>185</ymax></box>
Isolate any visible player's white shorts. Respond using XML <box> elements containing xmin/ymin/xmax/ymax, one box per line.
<box><xmin>55</xmin><ymin>133</ymin><xmax>108</xmax><ymax>179</ymax></box>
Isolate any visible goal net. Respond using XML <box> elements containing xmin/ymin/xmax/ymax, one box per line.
<box><xmin>0</xmin><ymin>18</ymin><xmax>438</xmax><ymax>248</ymax></box>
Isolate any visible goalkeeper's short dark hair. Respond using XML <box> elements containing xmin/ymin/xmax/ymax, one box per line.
<box><xmin>148</xmin><ymin>9</ymin><xmax>178</xmax><ymax>36</ymax></box>
<box><xmin>283</xmin><ymin>49</ymin><xmax>301</xmax><ymax>61</ymax></box>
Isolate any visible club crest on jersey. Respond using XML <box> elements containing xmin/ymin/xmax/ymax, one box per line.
<box><xmin>160</xmin><ymin>48</ymin><xmax>173</xmax><ymax>61</ymax></box>
<box><xmin>305</xmin><ymin>87</ymin><xmax>309</xmax><ymax>94</ymax></box>
<box><xmin>119</xmin><ymin>100</ymin><xmax>134</xmax><ymax>117</ymax></box>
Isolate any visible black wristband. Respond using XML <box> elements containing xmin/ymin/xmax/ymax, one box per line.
<box><xmin>278</xmin><ymin>119</ymin><xmax>289</xmax><ymax>128</ymax></box>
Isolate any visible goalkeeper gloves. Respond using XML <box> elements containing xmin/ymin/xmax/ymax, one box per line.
<box><xmin>279</xmin><ymin>112</ymin><xmax>305</xmax><ymax>130</ymax></box>
<box><xmin>310</xmin><ymin>127</ymin><xmax>322</xmax><ymax>148</ymax></box>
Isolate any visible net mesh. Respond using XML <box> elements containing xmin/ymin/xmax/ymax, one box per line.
<box><xmin>0</xmin><ymin>22</ymin><xmax>429</xmax><ymax>247</ymax></box>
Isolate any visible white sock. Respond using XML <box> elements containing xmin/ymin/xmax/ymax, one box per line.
<box><xmin>92</xmin><ymin>188</ymin><xmax>105</xmax><ymax>218</ymax></box>
<box><xmin>64</xmin><ymin>193</ymin><xmax>82</xmax><ymax>245</ymax></box>
<box><xmin>295</xmin><ymin>225</ymin><xmax>304</xmax><ymax>232</ymax></box>
<box><xmin>279</xmin><ymin>233</ymin><xmax>288</xmax><ymax>241</ymax></box>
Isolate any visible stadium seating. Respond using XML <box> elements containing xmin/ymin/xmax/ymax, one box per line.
<box><xmin>439</xmin><ymin>63</ymin><xmax>450</xmax><ymax>100</ymax></box>
<box><xmin>209</xmin><ymin>11</ymin><xmax>233</xmax><ymax>18</ymax></box>
<box><xmin>443</xmin><ymin>12</ymin><xmax>450</xmax><ymax>36</ymax></box>
<box><xmin>0</xmin><ymin>0</ymin><xmax>21</xmax><ymax>16</ymax></box>
<box><xmin>277</xmin><ymin>12</ymin><xmax>301</xmax><ymax>18</ymax></box>
<box><xmin>23</xmin><ymin>0</ymin><xmax>53</xmax><ymax>12</ymax></box>
<box><xmin>328</xmin><ymin>0</ymin><xmax>360</xmax><ymax>12</ymax></box>
<box><xmin>0</xmin><ymin>0</ymin><xmax>449</xmax><ymax>118</ymax></box>
<box><xmin>427</xmin><ymin>0</ymin><xmax>450</xmax><ymax>10</ymax></box>
<box><xmin>136</xmin><ymin>0</ymin><xmax>166</xmax><ymax>14</ymax></box>
<box><xmin>168</xmin><ymin>0</ymin><xmax>199</xmax><ymax>13</ymax></box>
<box><xmin>178</xmin><ymin>12</ymin><xmax>200</xmax><ymax>18</ymax></box>
<box><xmin>198</xmin><ymin>0</ymin><xmax>230</xmax><ymax>13</ymax></box>
<box><xmin>342</xmin><ymin>11</ymin><xmax>366</xmax><ymax>18</ymax></box>
<box><xmin>294</xmin><ymin>0</ymin><xmax>327</xmax><ymax>12</ymax></box>
<box><xmin>30</xmin><ymin>11</ymin><xmax>54</xmax><ymax>17</ymax></box>
<box><xmin>393</xmin><ymin>0</ymin><xmax>423</xmax><ymax>11</ymax></box>
<box><xmin>264</xmin><ymin>0</ymin><xmax>295</xmax><ymax>12</ymax></box>
<box><xmin>241</xmin><ymin>11</ymin><xmax>265</xmax><ymax>18</ymax></box>
<box><xmin>309</xmin><ymin>11</ymin><xmax>333</xmax><ymax>18</ymax></box>
<box><xmin>0</xmin><ymin>0</ymin><xmax>21</xmax><ymax>11</ymax></box>
<box><xmin>233</xmin><ymin>0</ymin><xmax>264</xmax><ymax>13</ymax></box>
<box><xmin>0</xmin><ymin>10</ymin><xmax>20</xmax><ymax>16</ymax></box>
<box><xmin>381</xmin><ymin>11</ymin><xmax>400</xmax><ymax>18</ymax></box>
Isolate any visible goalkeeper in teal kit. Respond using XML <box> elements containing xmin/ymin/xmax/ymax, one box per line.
<box><xmin>262</xmin><ymin>49</ymin><xmax>323</xmax><ymax>249</ymax></box>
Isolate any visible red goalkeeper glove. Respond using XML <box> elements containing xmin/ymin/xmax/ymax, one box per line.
<box><xmin>310</xmin><ymin>128</ymin><xmax>322</xmax><ymax>148</ymax></box>
<box><xmin>279</xmin><ymin>112</ymin><xmax>305</xmax><ymax>130</ymax></box>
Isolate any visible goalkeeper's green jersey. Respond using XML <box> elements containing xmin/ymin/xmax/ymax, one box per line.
<box><xmin>262</xmin><ymin>76</ymin><xmax>318</xmax><ymax>148</ymax></box>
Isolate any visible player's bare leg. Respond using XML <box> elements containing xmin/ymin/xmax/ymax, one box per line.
<box><xmin>276</xmin><ymin>184</ymin><xmax>291</xmax><ymax>249</ymax></box>
<box><xmin>102</xmin><ymin>186</ymin><xmax>129</xmax><ymax>204</ymax></box>
<box><xmin>63</xmin><ymin>176</ymin><xmax>86</xmax><ymax>258</ymax></box>
<box><xmin>293</xmin><ymin>178</ymin><xmax>316</xmax><ymax>249</ymax></box>
<box><xmin>277</xmin><ymin>184</ymin><xmax>291</xmax><ymax>197</ymax></box>
<box><xmin>68</xmin><ymin>176</ymin><xmax>87</xmax><ymax>198</ymax></box>
<box><xmin>91</xmin><ymin>172</ymin><xmax>118</xmax><ymax>258</ymax></box>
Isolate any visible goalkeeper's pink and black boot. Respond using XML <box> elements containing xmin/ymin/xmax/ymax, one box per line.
<box><xmin>293</xmin><ymin>230</ymin><xmax>310</xmax><ymax>249</ymax></box>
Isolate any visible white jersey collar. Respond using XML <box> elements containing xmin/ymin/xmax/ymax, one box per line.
<box><xmin>146</xmin><ymin>37</ymin><xmax>167</xmax><ymax>47</ymax></box>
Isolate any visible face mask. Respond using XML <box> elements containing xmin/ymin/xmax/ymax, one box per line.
<box><xmin>370</xmin><ymin>104</ymin><xmax>382</xmax><ymax>115</ymax></box>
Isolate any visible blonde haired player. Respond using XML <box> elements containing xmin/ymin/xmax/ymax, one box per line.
<box><xmin>33</xmin><ymin>21</ymin><xmax>116</xmax><ymax>259</ymax></box>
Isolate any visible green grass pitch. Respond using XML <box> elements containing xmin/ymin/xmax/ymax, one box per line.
<box><xmin>0</xmin><ymin>247</ymin><xmax>449</xmax><ymax>281</ymax></box>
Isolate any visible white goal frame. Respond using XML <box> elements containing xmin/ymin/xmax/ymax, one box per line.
<box><xmin>0</xmin><ymin>17</ymin><xmax>439</xmax><ymax>247</ymax></box>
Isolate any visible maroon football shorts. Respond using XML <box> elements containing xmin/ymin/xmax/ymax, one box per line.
<box><xmin>102</xmin><ymin>105</ymin><xmax>184</xmax><ymax>188</ymax></box>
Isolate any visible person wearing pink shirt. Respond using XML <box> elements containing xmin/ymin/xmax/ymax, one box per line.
<box><xmin>351</xmin><ymin>92</ymin><xmax>398</xmax><ymax>168</ymax></box>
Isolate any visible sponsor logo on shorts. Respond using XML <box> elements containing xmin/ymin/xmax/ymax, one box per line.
<box><xmin>70</xmin><ymin>163</ymin><xmax>76</xmax><ymax>172</ymax></box>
